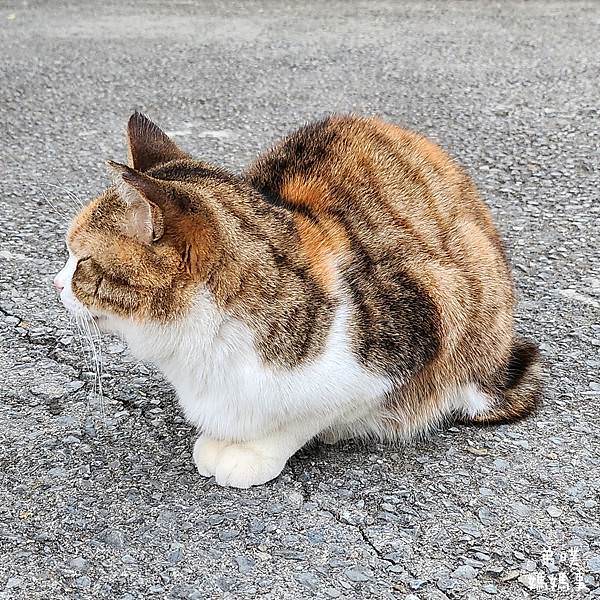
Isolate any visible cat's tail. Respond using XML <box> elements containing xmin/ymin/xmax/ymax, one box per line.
<box><xmin>469</xmin><ymin>338</ymin><xmax>543</xmax><ymax>425</ymax></box>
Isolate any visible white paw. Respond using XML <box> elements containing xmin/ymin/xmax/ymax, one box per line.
<box><xmin>213</xmin><ymin>443</ymin><xmax>287</xmax><ymax>489</ymax></box>
<box><xmin>192</xmin><ymin>436</ymin><xmax>229</xmax><ymax>478</ymax></box>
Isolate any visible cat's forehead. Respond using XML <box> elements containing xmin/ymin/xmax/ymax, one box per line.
<box><xmin>66</xmin><ymin>190</ymin><xmax>124</xmax><ymax>253</ymax></box>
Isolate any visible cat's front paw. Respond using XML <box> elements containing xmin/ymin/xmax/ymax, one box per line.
<box><xmin>213</xmin><ymin>444</ymin><xmax>286</xmax><ymax>489</ymax></box>
<box><xmin>193</xmin><ymin>436</ymin><xmax>230</xmax><ymax>478</ymax></box>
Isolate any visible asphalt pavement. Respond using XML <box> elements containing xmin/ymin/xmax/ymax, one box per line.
<box><xmin>1</xmin><ymin>1</ymin><xmax>599</xmax><ymax>599</ymax></box>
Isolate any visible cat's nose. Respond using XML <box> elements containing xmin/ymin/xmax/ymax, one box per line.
<box><xmin>53</xmin><ymin>276</ymin><xmax>64</xmax><ymax>292</ymax></box>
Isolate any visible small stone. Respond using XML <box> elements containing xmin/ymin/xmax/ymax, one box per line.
<box><xmin>69</xmin><ymin>557</ymin><xmax>87</xmax><ymax>571</ymax></box>
<box><xmin>324</xmin><ymin>588</ymin><xmax>341</xmax><ymax>598</ymax></box>
<box><xmin>66</xmin><ymin>380</ymin><xmax>85</xmax><ymax>392</ymax></box>
<box><xmin>294</xmin><ymin>572</ymin><xmax>319</xmax><ymax>588</ymax></box>
<box><xmin>408</xmin><ymin>578</ymin><xmax>426</xmax><ymax>590</ymax></box>
<box><xmin>522</xmin><ymin>560</ymin><xmax>537</xmax><ymax>572</ymax></box>
<box><xmin>74</xmin><ymin>575</ymin><xmax>91</xmax><ymax>589</ymax></box>
<box><xmin>467</xmin><ymin>447</ymin><xmax>488</xmax><ymax>456</ymax></box>
<box><xmin>5</xmin><ymin>577</ymin><xmax>22</xmax><ymax>590</ymax></box>
<box><xmin>588</xmin><ymin>556</ymin><xmax>600</xmax><ymax>574</ymax></box>
<box><xmin>167</xmin><ymin>549</ymin><xmax>182</xmax><ymax>564</ymax></box>
<box><xmin>148</xmin><ymin>586</ymin><xmax>164</xmax><ymax>594</ymax></box>
<box><xmin>437</xmin><ymin>577</ymin><xmax>457</xmax><ymax>591</ymax></box>
<box><xmin>546</xmin><ymin>506</ymin><xmax>562</xmax><ymax>517</ymax></box>
<box><xmin>107</xmin><ymin>342</ymin><xmax>125</xmax><ymax>354</ymax></box>
<box><xmin>478</xmin><ymin>507</ymin><xmax>496</xmax><ymax>526</ymax></box>
<box><xmin>501</xmin><ymin>570</ymin><xmax>520</xmax><ymax>581</ymax></box>
<box><xmin>156</xmin><ymin>510</ymin><xmax>176</xmax><ymax>527</ymax></box>
<box><xmin>121</xmin><ymin>554</ymin><xmax>135</xmax><ymax>564</ymax></box>
<box><xmin>31</xmin><ymin>382</ymin><xmax>66</xmax><ymax>399</ymax></box>
<box><xmin>344</xmin><ymin>567</ymin><xmax>371</xmax><ymax>582</ymax></box>
<box><xmin>102</xmin><ymin>529</ymin><xmax>125</xmax><ymax>548</ymax></box>
<box><xmin>492</xmin><ymin>458</ymin><xmax>509</xmax><ymax>472</ymax></box>
<box><xmin>493</xmin><ymin>105</ymin><xmax>510</xmax><ymax>116</ymax></box>
<box><xmin>78</xmin><ymin>464</ymin><xmax>91</xmax><ymax>478</ymax></box>
<box><xmin>457</xmin><ymin>522</ymin><xmax>481</xmax><ymax>537</ymax></box>
<box><xmin>286</xmin><ymin>491</ymin><xmax>304</xmax><ymax>508</ymax></box>
<box><xmin>219</xmin><ymin>529</ymin><xmax>239</xmax><ymax>541</ymax></box>
<box><xmin>234</xmin><ymin>555</ymin><xmax>255</xmax><ymax>574</ymax></box>
<box><xmin>573</xmin><ymin>526</ymin><xmax>600</xmax><ymax>539</ymax></box>
<box><xmin>518</xmin><ymin>573</ymin><xmax>536</xmax><ymax>590</ymax></box>
<box><xmin>452</xmin><ymin>565</ymin><xmax>478</xmax><ymax>579</ymax></box>
<box><xmin>510</xmin><ymin>502</ymin><xmax>532</xmax><ymax>517</ymax></box>
<box><xmin>47</xmin><ymin>467</ymin><xmax>67</xmax><ymax>478</ymax></box>
<box><xmin>482</xmin><ymin>583</ymin><xmax>498</xmax><ymax>594</ymax></box>
<box><xmin>249</xmin><ymin>519</ymin><xmax>265</xmax><ymax>534</ymax></box>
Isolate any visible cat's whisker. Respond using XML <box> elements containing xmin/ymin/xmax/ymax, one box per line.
<box><xmin>44</xmin><ymin>198</ymin><xmax>70</xmax><ymax>223</ymax></box>
<box><xmin>77</xmin><ymin>310</ymin><xmax>106</xmax><ymax>424</ymax></box>
<box><xmin>86</xmin><ymin>312</ymin><xmax>106</xmax><ymax>422</ymax></box>
<box><xmin>73</xmin><ymin>314</ymin><xmax>95</xmax><ymax>411</ymax></box>
<box><xmin>87</xmin><ymin>319</ymin><xmax>106</xmax><ymax>424</ymax></box>
<box><xmin>46</xmin><ymin>182</ymin><xmax>86</xmax><ymax>211</ymax></box>
<box><xmin>40</xmin><ymin>190</ymin><xmax>73</xmax><ymax>224</ymax></box>
<box><xmin>73</xmin><ymin>313</ymin><xmax>92</xmax><ymax>374</ymax></box>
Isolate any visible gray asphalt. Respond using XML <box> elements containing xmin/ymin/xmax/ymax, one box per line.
<box><xmin>1</xmin><ymin>1</ymin><xmax>599</xmax><ymax>599</ymax></box>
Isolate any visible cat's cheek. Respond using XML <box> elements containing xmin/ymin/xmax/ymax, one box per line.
<box><xmin>58</xmin><ymin>277</ymin><xmax>89</xmax><ymax>318</ymax></box>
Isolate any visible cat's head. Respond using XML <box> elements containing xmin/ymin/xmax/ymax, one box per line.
<box><xmin>54</xmin><ymin>112</ymin><xmax>227</xmax><ymax>332</ymax></box>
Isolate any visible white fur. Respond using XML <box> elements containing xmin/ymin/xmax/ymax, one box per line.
<box><xmin>54</xmin><ymin>252</ymin><xmax>89</xmax><ymax>318</ymax></box>
<box><xmin>445</xmin><ymin>383</ymin><xmax>492</xmax><ymax>418</ymax></box>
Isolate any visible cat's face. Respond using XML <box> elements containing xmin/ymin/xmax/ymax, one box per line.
<box><xmin>54</xmin><ymin>189</ymin><xmax>190</xmax><ymax>331</ymax></box>
<box><xmin>53</xmin><ymin>113</ymin><xmax>215</xmax><ymax>331</ymax></box>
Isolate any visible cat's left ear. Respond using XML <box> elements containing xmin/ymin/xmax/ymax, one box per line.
<box><xmin>107</xmin><ymin>161</ymin><xmax>165</xmax><ymax>244</ymax></box>
<box><xmin>126</xmin><ymin>111</ymin><xmax>188</xmax><ymax>172</ymax></box>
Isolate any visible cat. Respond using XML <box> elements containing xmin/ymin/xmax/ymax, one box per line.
<box><xmin>54</xmin><ymin>112</ymin><xmax>542</xmax><ymax>488</ymax></box>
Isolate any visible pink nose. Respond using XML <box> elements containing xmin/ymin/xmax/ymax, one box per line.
<box><xmin>53</xmin><ymin>277</ymin><xmax>64</xmax><ymax>292</ymax></box>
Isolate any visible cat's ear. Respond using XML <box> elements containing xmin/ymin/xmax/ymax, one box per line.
<box><xmin>126</xmin><ymin>111</ymin><xmax>187</xmax><ymax>172</ymax></box>
<box><xmin>107</xmin><ymin>160</ymin><xmax>165</xmax><ymax>243</ymax></box>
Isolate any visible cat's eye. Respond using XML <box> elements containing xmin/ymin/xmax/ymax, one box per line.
<box><xmin>75</xmin><ymin>256</ymin><xmax>92</xmax><ymax>268</ymax></box>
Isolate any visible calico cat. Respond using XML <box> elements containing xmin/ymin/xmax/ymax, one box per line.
<box><xmin>54</xmin><ymin>112</ymin><xmax>542</xmax><ymax>488</ymax></box>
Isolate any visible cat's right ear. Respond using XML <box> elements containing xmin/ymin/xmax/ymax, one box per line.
<box><xmin>107</xmin><ymin>160</ymin><xmax>165</xmax><ymax>244</ymax></box>
<box><xmin>126</xmin><ymin>111</ymin><xmax>188</xmax><ymax>172</ymax></box>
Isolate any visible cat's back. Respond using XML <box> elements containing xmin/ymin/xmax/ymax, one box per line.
<box><xmin>245</xmin><ymin>115</ymin><xmax>479</xmax><ymax>222</ymax></box>
<box><xmin>245</xmin><ymin>115</ymin><xmax>507</xmax><ymax>274</ymax></box>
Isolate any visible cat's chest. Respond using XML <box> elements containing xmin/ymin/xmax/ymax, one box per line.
<box><xmin>128</xmin><ymin>299</ymin><xmax>391</xmax><ymax>441</ymax></box>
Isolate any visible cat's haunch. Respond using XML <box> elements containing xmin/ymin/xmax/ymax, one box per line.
<box><xmin>54</xmin><ymin>112</ymin><xmax>542</xmax><ymax>488</ymax></box>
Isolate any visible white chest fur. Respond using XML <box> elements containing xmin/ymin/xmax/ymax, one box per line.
<box><xmin>118</xmin><ymin>289</ymin><xmax>392</xmax><ymax>442</ymax></box>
